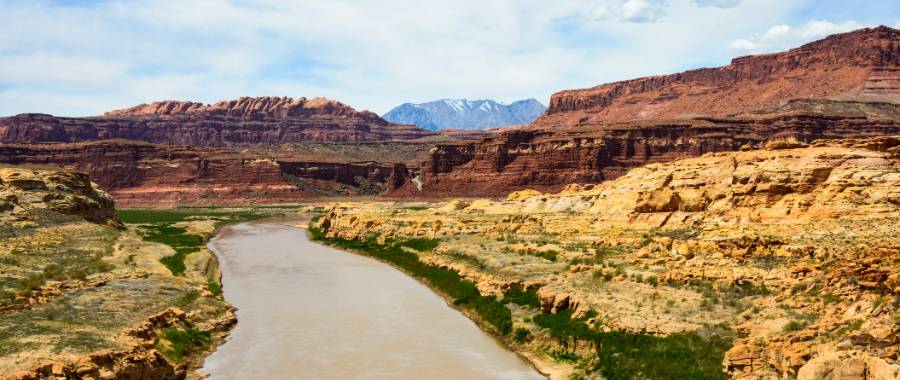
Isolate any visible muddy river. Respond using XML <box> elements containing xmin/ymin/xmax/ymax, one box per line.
<box><xmin>201</xmin><ymin>220</ymin><xmax>544</xmax><ymax>379</ymax></box>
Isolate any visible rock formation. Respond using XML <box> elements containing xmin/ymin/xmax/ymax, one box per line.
<box><xmin>0</xmin><ymin>141</ymin><xmax>409</xmax><ymax>207</ymax></box>
<box><xmin>316</xmin><ymin>136</ymin><xmax>900</xmax><ymax>379</ymax></box>
<box><xmin>0</xmin><ymin>167</ymin><xmax>117</xmax><ymax>225</ymax></box>
<box><xmin>390</xmin><ymin>27</ymin><xmax>900</xmax><ymax>198</ymax></box>
<box><xmin>395</xmin><ymin>100</ymin><xmax>900</xmax><ymax>197</ymax></box>
<box><xmin>537</xmin><ymin>26</ymin><xmax>900</xmax><ymax>127</ymax></box>
<box><xmin>0</xmin><ymin>96</ymin><xmax>434</xmax><ymax>147</ymax></box>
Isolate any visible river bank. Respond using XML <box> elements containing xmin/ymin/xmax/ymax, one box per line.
<box><xmin>200</xmin><ymin>218</ymin><xmax>543</xmax><ymax>379</ymax></box>
<box><xmin>303</xmin><ymin>222</ymin><xmax>573</xmax><ymax>379</ymax></box>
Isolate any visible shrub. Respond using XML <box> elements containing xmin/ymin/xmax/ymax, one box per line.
<box><xmin>156</xmin><ymin>327</ymin><xmax>211</xmax><ymax>362</ymax></box>
<box><xmin>503</xmin><ymin>285</ymin><xmax>541</xmax><ymax>308</ymax></box>
<box><xmin>594</xmin><ymin>328</ymin><xmax>733</xmax><ymax>380</ymax></box>
<box><xmin>513</xmin><ymin>327</ymin><xmax>532</xmax><ymax>343</ymax></box>
<box><xmin>783</xmin><ymin>320</ymin><xmax>807</xmax><ymax>332</ymax></box>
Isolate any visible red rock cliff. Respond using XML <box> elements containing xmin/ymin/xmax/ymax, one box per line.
<box><xmin>0</xmin><ymin>140</ymin><xmax>411</xmax><ymax>207</ymax></box>
<box><xmin>393</xmin><ymin>101</ymin><xmax>900</xmax><ymax>197</ymax></box>
<box><xmin>0</xmin><ymin>96</ymin><xmax>433</xmax><ymax>146</ymax></box>
<box><xmin>537</xmin><ymin>26</ymin><xmax>900</xmax><ymax>127</ymax></box>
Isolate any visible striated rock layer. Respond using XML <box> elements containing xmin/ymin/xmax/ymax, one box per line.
<box><xmin>0</xmin><ymin>141</ymin><xmax>408</xmax><ymax>207</ymax></box>
<box><xmin>318</xmin><ymin>136</ymin><xmax>900</xmax><ymax>379</ymax></box>
<box><xmin>537</xmin><ymin>26</ymin><xmax>900</xmax><ymax>127</ymax></box>
<box><xmin>0</xmin><ymin>96</ymin><xmax>434</xmax><ymax>147</ymax></box>
<box><xmin>396</xmin><ymin>100</ymin><xmax>900</xmax><ymax>197</ymax></box>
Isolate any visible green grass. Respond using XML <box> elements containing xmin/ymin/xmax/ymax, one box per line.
<box><xmin>309</xmin><ymin>227</ymin><xmax>513</xmax><ymax>335</ymax></box>
<box><xmin>118</xmin><ymin>208</ymin><xmax>277</xmax><ymax>225</ymax></box>
<box><xmin>155</xmin><ymin>327</ymin><xmax>211</xmax><ymax>363</ymax></box>
<box><xmin>137</xmin><ymin>224</ymin><xmax>203</xmax><ymax>276</ymax></box>
<box><xmin>120</xmin><ymin>208</ymin><xmax>285</xmax><ymax>276</ymax></box>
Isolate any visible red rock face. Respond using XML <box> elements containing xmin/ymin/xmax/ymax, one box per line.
<box><xmin>537</xmin><ymin>26</ymin><xmax>900</xmax><ymax>127</ymax></box>
<box><xmin>395</xmin><ymin>101</ymin><xmax>900</xmax><ymax>197</ymax></box>
<box><xmin>0</xmin><ymin>141</ymin><xmax>409</xmax><ymax>207</ymax></box>
<box><xmin>390</xmin><ymin>27</ymin><xmax>900</xmax><ymax>198</ymax></box>
<box><xmin>0</xmin><ymin>96</ymin><xmax>433</xmax><ymax>146</ymax></box>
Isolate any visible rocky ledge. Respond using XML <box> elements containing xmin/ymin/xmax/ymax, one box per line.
<box><xmin>0</xmin><ymin>167</ymin><xmax>117</xmax><ymax>225</ymax></box>
<box><xmin>317</xmin><ymin>136</ymin><xmax>900</xmax><ymax>379</ymax></box>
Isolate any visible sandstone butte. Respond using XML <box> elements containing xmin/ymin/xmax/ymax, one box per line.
<box><xmin>316</xmin><ymin>136</ymin><xmax>900</xmax><ymax>379</ymax></box>
<box><xmin>394</xmin><ymin>26</ymin><xmax>900</xmax><ymax>198</ymax></box>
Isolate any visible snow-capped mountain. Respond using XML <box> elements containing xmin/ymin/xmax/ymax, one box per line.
<box><xmin>382</xmin><ymin>99</ymin><xmax>546</xmax><ymax>131</ymax></box>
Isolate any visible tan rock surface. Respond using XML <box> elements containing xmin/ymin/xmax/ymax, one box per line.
<box><xmin>316</xmin><ymin>137</ymin><xmax>900</xmax><ymax>379</ymax></box>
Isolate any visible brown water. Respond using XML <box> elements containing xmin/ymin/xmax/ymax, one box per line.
<box><xmin>201</xmin><ymin>220</ymin><xmax>544</xmax><ymax>380</ymax></box>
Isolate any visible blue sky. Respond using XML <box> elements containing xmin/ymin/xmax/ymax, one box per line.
<box><xmin>0</xmin><ymin>0</ymin><xmax>897</xmax><ymax>116</ymax></box>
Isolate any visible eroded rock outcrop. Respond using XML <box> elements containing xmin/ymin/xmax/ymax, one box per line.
<box><xmin>0</xmin><ymin>167</ymin><xmax>117</xmax><ymax>225</ymax></box>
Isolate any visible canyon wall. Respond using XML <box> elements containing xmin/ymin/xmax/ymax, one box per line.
<box><xmin>0</xmin><ymin>141</ymin><xmax>408</xmax><ymax>207</ymax></box>
<box><xmin>0</xmin><ymin>96</ymin><xmax>434</xmax><ymax>147</ymax></box>
<box><xmin>537</xmin><ymin>26</ymin><xmax>900</xmax><ymax>127</ymax></box>
<box><xmin>394</xmin><ymin>102</ymin><xmax>900</xmax><ymax>197</ymax></box>
<box><xmin>395</xmin><ymin>26</ymin><xmax>900</xmax><ymax>197</ymax></box>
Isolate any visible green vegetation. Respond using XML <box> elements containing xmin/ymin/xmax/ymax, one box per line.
<box><xmin>118</xmin><ymin>209</ymin><xmax>275</xmax><ymax>225</ymax></box>
<box><xmin>593</xmin><ymin>328</ymin><xmax>734</xmax><ymax>380</ymax></box>
<box><xmin>155</xmin><ymin>327</ymin><xmax>211</xmax><ymax>362</ymax></box>
<box><xmin>119</xmin><ymin>208</ymin><xmax>285</xmax><ymax>276</ymax></box>
<box><xmin>666</xmin><ymin>278</ymin><xmax>770</xmax><ymax>311</ymax></box>
<box><xmin>207</xmin><ymin>277</ymin><xmax>221</xmax><ymax>295</ymax></box>
<box><xmin>513</xmin><ymin>327</ymin><xmax>532</xmax><ymax>343</ymax></box>
<box><xmin>533</xmin><ymin>310</ymin><xmax>598</xmax><ymax>351</ymax></box>
<box><xmin>503</xmin><ymin>285</ymin><xmax>541</xmax><ymax>308</ymax></box>
<box><xmin>444</xmin><ymin>250</ymin><xmax>488</xmax><ymax>270</ymax></box>
<box><xmin>640</xmin><ymin>228</ymin><xmax>701</xmax><ymax>247</ymax></box>
<box><xmin>783</xmin><ymin>320</ymin><xmax>807</xmax><ymax>332</ymax></box>
<box><xmin>569</xmin><ymin>245</ymin><xmax>627</xmax><ymax>266</ymax></box>
<box><xmin>1</xmin><ymin>224</ymin><xmax>118</xmax><ymax>307</ymax></box>
<box><xmin>309</xmin><ymin>227</ymin><xmax>513</xmax><ymax>334</ymax></box>
<box><xmin>138</xmin><ymin>224</ymin><xmax>202</xmax><ymax>276</ymax></box>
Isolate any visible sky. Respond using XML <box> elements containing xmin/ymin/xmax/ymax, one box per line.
<box><xmin>0</xmin><ymin>0</ymin><xmax>898</xmax><ymax>117</ymax></box>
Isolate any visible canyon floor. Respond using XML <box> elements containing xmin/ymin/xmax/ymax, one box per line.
<box><xmin>314</xmin><ymin>137</ymin><xmax>900</xmax><ymax>379</ymax></box>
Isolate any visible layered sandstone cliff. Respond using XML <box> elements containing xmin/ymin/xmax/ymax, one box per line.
<box><xmin>0</xmin><ymin>96</ymin><xmax>433</xmax><ymax>146</ymax></box>
<box><xmin>391</xmin><ymin>27</ymin><xmax>900</xmax><ymax>198</ymax></box>
<box><xmin>0</xmin><ymin>141</ymin><xmax>409</xmax><ymax>207</ymax></box>
<box><xmin>318</xmin><ymin>136</ymin><xmax>900</xmax><ymax>379</ymax></box>
<box><xmin>537</xmin><ymin>26</ymin><xmax>900</xmax><ymax>127</ymax></box>
<box><xmin>396</xmin><ymin>100</ymin><xmax>900</xmax><ymax>197</ymax></box>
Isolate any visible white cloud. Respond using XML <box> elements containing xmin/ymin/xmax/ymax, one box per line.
<box><xmin>590</xmin><ymin>0</ymin><xmax>668</xmax><ymax>23</ymax></box>
<box><xmin>693</xmin><ymin>0</ymin><xmax>741</xmax><ymax>8</ymax></box>
<box><xmin>728</xmin><ymin>20</ymin><xmax>867</xmax><ymax>53</ymax></box>
<box><xmin>728</xmin><ymin>39</ymin><xmax>758</xmax><ymax>50</ymax></box>
<box><xmin>0</xmin><ymin>0</ymin><xmax>836</xmax><ymax>117</ymax></box>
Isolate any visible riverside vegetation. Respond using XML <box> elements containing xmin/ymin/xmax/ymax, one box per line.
<box><xmin>313</xmin><ymin>137</ymin><xmax>900</xmax><ymax>379</ymax></box>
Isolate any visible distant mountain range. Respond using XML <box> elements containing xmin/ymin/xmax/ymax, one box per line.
<box><xmin>382</xmin><ymin>98</ymin><xmax>546</xmax><ymax>131</ymax></box>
